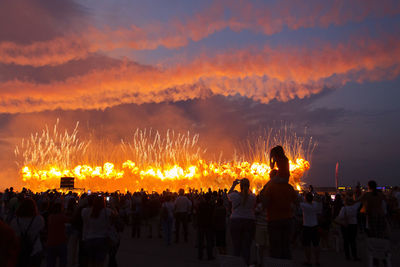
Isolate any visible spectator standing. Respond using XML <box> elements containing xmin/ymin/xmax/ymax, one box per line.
<box><xmin>46</xmin><ymin>202</ymin><xmax>69</xmax><ymax>267</ymax></box>
<box><xmin>196</xmin><ymin>193</ymin><xmax>215</xmax><ymax>260</ymax></box>
<box><xmin>262</xmin><ymin>172</ymin><xmax>297</xmax><ymax>259</ymax></box>
<box><xmin>174</xmin><ymin>189</ymin><xmax>192</xmax><ymax>243</ymax></box>
<box><xmin>228</xmin><ymin>178</ymin><xmax>256</xmax><ymax>265</ymax></box>
<box><xmin>336</xmin><ymin>197</ymin><xmax>361</xmax><ymax>261</ymax></box>
<box><xmin>81</xmin><ymin>196</ymin><xmax>113</xmax><ymax>267</ymax></box>
<box><xmin>161</xmin><ymin>195</ymin><xmax>175</xmax><ymax>246</ymax></box>
<box><xmin>131</xmin><ymin>192</ymin><xmax>143</xmax><ymax>238</ymax></box>
<box><xmin>300</xmin><ymin>193</ymin><xmax>321</xmax><ymax>266</ymax></box>
<box><xmin>359</xmin><ymin>180</ymin><xmax>387</xmax><ymax>238</ymax></box>
<box><xmin>0</xmin><ymin>219</ymin><xmax>18</xmax><ymax>267</ymax></box>
<box><xmin>10</xmin><ymin>198</ymin><xmax>45</xmax><ymax>267</ymax></box>
<box><xmin>213</xmin><ymin>197</ymin><xmax>227</xmax><ymax>255</ymax></box>
<box><xmin>255</xmin><ymin>199</ymin><xmax>268</xmax><ymax>267</ymax></box>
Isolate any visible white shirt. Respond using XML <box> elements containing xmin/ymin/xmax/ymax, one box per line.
<box><xmin>337</xmin><ymin>202</ymin><xmax>361</xmax><ymax>225</ymax></box>
<box><xmin>300</xmin><ymin>202</ymin><xmax>321</xmax><ymax>227</ymax></box>
<box><xmin>175</xmin><ymin>196</ymin><xmax>192</xmax><ymax>213</ymax></box>
<box><xmin>81</xmin><ymin>207</ymin><xmax>112</xmax><ymax>240</ymax></box>
<box><xmin>11</xmin><ymin>215</ymin><xmax>45</xmax><ymax>256</ymax></box>
<box><xmin>228</xmin><ymin>191</ymin><xmax>256</xmax><ymax>220</ymax></box>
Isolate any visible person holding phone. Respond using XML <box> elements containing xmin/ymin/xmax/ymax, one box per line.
<box><xmin>228</xmin><ymin>178</ymin><xmax>256</xmax><ymax>265</ymax></box>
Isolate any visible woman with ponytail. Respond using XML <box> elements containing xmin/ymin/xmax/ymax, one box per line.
<box><xmin>228</xmin><ymin>178</ymin><xmax>256</xmax><ymax>265</ymax></box>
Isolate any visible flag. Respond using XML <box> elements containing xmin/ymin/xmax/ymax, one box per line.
<box><xmin>335</xmin><ymin>162</ymin><xmax>339</xmax><ymax>189</ymax></box>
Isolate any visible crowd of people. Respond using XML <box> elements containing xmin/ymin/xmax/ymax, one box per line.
<box><xmin>0</xmin><ymin>146</ymin><xmax>399</xmax><ymax>267</ymax></box>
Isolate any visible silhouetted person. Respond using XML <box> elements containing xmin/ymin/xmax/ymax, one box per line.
<box><xmin>262</xmin><ymin>173</ymin><xmax>297</xmax><ymax>259</ymax></box>
<box><xmin>270</xmin><ymin>145</ymin><xmax>290</xmax><ymax>183</ymax></box>
<box><xmin>300</xmin><ymin>192</ymin><xmax>321</xmax><ymax>266</ymax></box>
<box><xmin>337</xmin><ymin>196</ymin><xmax>361</xmax><ymax>261</ymax></box>
<box><xmin>10</xmin><ymin>198</ymin><xmax>45</xmax><ymax>267</ymax></box>
<box><xmin>81</xmin><ymin>196</ymin><xmax>113</xmax><ymax>267</ymax></box>
<box><xmin>0</xmin><ymin>219</ymin><xmax>18</xmax><ymax>267</ymax></box>
<box><xmin>174</xmin><ymin>189</ymin><xmax>191</xmax><ymax>243</ymax></box>
<box><xmin>46</xmin><ymin>202</ymin><xmax>69</xmax><ymax>267</ymax></box>
<box><xmin>161</xmin><ymin>195</ymin><xmax>174</xmax><ymax>246</ymax></box>
<box><xmin>228</xmin><ymin>178</ymin><xmax>256</xmax><ymax>265</ymax></box>
<box><xmin>131</xmin><ymin>192</ymin><xmax>143</xmax><ymax>238</ymax></box>
<box><xmin>213</xmin><ymin>197</ymin><xmax>227</xmax><ymax>255</ymax></box>
<box><xmin>359</xmin><ymin>180</ymin><xmax>387</xmax><ymax>238</ymax></box>
<box><xmin>197</xmin><ymin>193</ymin><xmax>215</xmax><ymax>260</ymax></box>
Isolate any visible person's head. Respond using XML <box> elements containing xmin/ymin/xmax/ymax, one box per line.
<box><xmin>239</xmin><ymin>178</ymin><xmax>250</xmax><ymax>205</ymax></box>
<box><xmin>16</xmin><ymin>198</ymin><xmax>38</xmax><ymax>218</ymax></box>
<box><xmin>305</xmin><ymin>192</ymin><xmax>313</xmax><ymax>203</ymax></box>
<box><xmin>368</xmin><ymin>180</ymin><xmax>377</xmax><ymax>192</ymax></box>
<box><xmin>91</xmin><ymin>195</ymin><xmax>105</xmax><ymax>218</ymax></box>
<box><xmin>179</xmin><ymin>189</ymin><xmax>184</xmax><ymax>196</ymax></box>
<box><xmin>344</xmin><ymin>196</ymin><xmax>354</xmax><ymax>206</ymax></box>
<box><xmin>269</xmin><ymin>169</ymin><xmax>278</xmax><ymax>179</ymax></box>
<box><xmin>240</xmin><ymin>178</ymin><xmax>250</xmax><ymax>192</ymax></box>
<box><xmin>270</xmin><ymin>145</ymin><xmax>286</xmax><ymax>160</ymax></box>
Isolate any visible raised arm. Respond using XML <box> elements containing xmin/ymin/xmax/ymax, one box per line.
<box><xmin>228</xmin><ymin>179</ymin><xmax>240</xmax><ymax>194</ymax></box>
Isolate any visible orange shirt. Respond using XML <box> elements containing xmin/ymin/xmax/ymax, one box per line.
<box><xmin>264</xmin><ymin>182</ymin><xmax>297</xmax><ymax>222</ymax></box>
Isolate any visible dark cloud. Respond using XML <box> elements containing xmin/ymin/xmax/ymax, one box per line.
<box><xmin>0</xmin><ymin>0</ymin><xmax>87</xmax><ymax>43</ymax></box>
<box><xmin>0</xmin><ymin>54</ymin><xmax>125</xmax><ymax>83</ymax></box>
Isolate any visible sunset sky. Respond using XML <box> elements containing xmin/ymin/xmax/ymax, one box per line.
<box><xmin>1</xmin><ymin>0</ymin><xmax>400</xmax><ymax>188</ymax></box>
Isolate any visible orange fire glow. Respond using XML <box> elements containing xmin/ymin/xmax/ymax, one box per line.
<box><xmin>20</xmin><ymin>158</ymin><xmax>309</xmax><ymax>193</ymax></box>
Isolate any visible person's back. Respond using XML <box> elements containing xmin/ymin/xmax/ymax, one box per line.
<box><xmin>263</xmin><ymin>181</ymin><xmax>297</xmax><ymax>259</ymax></box>
<box><xmin>300</xmin><ymin>193</ymin><xmax>321</xmax><ymax>266</ymax></box>
<box><xmin>276</xmin><ymin>157</ymin><xmax>290</xmax><ymax>181</ymax></box>
<box><xmin>300</xmin><ymin>200</ymin><xmax>321</xmax><ymax>227</ymax></box>
<box><xmin>228</xmin><ymin>190</ymin><xmax>256</xmax><ymax>220</ymax></box>
<box><xmin>359</xmin><ymin>180</ymin><xmax>387</xmax><ymax>239</ymax></box>
<box><xmin>264</xmin><ymin>182</ymin><xmax>297</xmax><ymax>222</ymax></box>
<box><xmin>175</xmin><ymin>195</ymin><xmax>191</xmax><ymax>213</ymax></box>
<box><xmin>197</xmin><ymin>198</ymin><xmax>214</xmax><ymax>228</ymax></box>
<box><xmin>0</xmin><ymin>219</ymin><xmax>18</xmax><ymax>267</ymax></box>
<box><xmin>47</xmin><ymin>212</ymin><xmax>69</xmax><ymax>246</ymax></box>
<box><xmin>361</xmin><ymin>191</ymin><xmax>385</xmax><ymax>215</ymax></box>
<box><xmin>81</xmin><ymin>207</ymin><xmax>112</xmax><ymax>240</ymax></box>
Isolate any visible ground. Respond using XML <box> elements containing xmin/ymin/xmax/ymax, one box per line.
<box><xmin>116</xmin><ymin>225</ymin><xmax>400</xmax><ymax>267</ymax></box>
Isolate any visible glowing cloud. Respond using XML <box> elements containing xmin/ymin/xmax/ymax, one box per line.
<box><xmin>1</xmin><ymin>35</ymin><xmax>399</xmax><ymax>113</ymax></box>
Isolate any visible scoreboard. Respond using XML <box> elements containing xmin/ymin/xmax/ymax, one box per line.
<box><xmin>60</xmin><ymin>177</ymin><xmax>75</xmax><ymax>189</ymax></box>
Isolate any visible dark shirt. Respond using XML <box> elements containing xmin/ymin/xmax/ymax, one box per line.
<box><xmin>197</xmin><ymin>200</ymin><xmax>215</xmax><ymax>228</ymax></box>
<box><xmin>263</xmin><ymin>182</ymin><xmax>297</xmax><ymax>221</ymax></box>
<box><xmin>213</xmin><ymin>205</ymin><xmax>227</xmax><ymax>230</ymax></box>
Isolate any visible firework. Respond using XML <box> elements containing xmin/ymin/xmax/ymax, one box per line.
<box><xmin>17</xmin><ymin>120</ymin><xmax>313</xmax><ymax>192</ymax></box>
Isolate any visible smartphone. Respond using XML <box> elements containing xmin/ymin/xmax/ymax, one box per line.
<box><xmin>88</xmin><ymin>190</ymin><xmax>91</xmax><ymax>195</ymax></box>
<box><xmin>106</xmin><ymin>196</ymin><xmax>110</xmax><ymax>202</ymax></box>
<box><xmin>330</xmin><ymin>195</ymin><xmax>335</xmax><ymax>201</ymax></box>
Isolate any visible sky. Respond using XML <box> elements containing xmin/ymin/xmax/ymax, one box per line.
<box><xmin>0</xmin><ymin>0</ymin><xmax>400</xmax><ymax>188</ymax></box>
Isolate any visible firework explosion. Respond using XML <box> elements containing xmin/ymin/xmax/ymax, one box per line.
<box><xmin>15</xmin><ymin>121</ymin><xmax>314</xmax><ymax>192</ymax></box>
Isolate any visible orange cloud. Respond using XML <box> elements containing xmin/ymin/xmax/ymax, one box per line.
<box><xmin>1</xmin><ymin>0</ymin><xmax>399</xmax><ymax>67</ymax></box>
<box><xmin>1</xmin><ymin>35</ymin><xmax>399</xmax><ymax>113</ymax></box>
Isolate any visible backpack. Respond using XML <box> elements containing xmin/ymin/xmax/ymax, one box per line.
<box><xmin>17</xmin><ymin>217</ymin><xmax>38</xmax><ymax>266</ymax></box>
